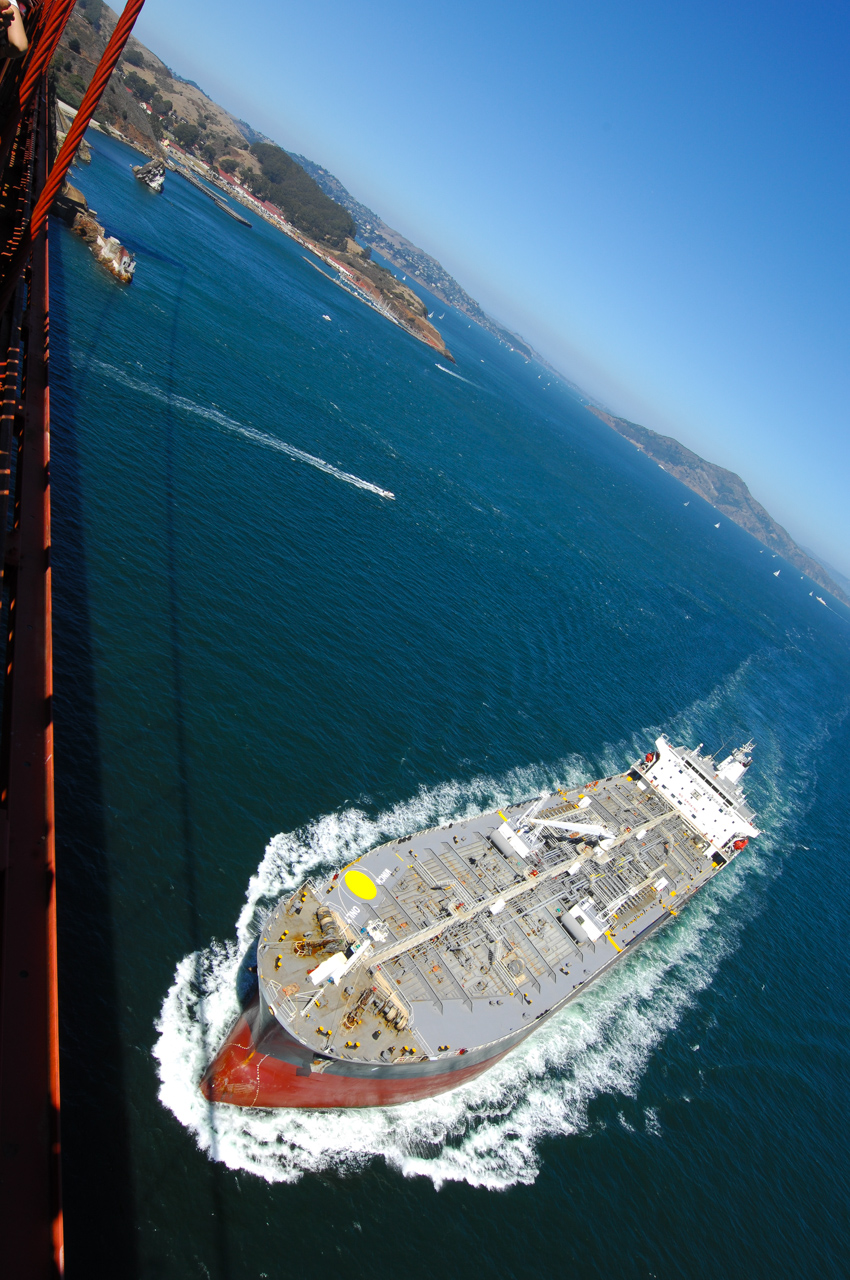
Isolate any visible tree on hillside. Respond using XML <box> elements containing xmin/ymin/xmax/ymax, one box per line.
<box><xmin>249</xmin><ymin>143</ymin><xmax>355</xmax><ymax>246</ymax></box>
<box><xmin>173</xmin><ymin>121</ymin><xmax>200</xmax><ymax>150</ymax></box>
<box><xmin>79</xmin><ymin>0</ymin><xmax>104</xmax><ymax>30</ymax></box>
<box><xmin>124</xmin><ymin>70</ymin><xmax>154</xmax><ymax>103</ymax></box>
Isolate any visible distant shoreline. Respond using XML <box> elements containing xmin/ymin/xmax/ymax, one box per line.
<box><xmin>586</xmin><ymin>405</ymin><xmax>849</xmax><ymax>608</ymax></box>
<box><xmin>127</xmin><ymin>128</ymin><xmax>455</xmax><ymax>359</ymax></box>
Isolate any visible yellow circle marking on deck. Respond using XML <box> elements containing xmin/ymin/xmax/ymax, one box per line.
<box><xmin>344</xmin><ymin>868</ymin><xmax>377</xmax><ymax>900</ymax></box>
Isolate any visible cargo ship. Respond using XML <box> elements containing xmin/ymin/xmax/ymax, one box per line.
<box><xmin>201</xmin><ymin>736</ymin><xmax>759</xmax><ymax>1109</ymax></box>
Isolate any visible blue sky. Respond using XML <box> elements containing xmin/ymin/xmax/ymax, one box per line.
<box><xmin>134</xmin><ymin>0</ymin><xmax>850</xmax><ymax>575</ymax></box>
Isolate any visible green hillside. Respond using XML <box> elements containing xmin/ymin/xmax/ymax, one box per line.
<box><xmin>241</xmin><ymin>144</ymin><xmax>354</xmax><ymax>248</ymax></box>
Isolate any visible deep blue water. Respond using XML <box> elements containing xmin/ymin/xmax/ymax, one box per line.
<box><xmin>49</xmin><ymin>131</ymin><xmax>850</xmax><ymax>1280</ymax></box>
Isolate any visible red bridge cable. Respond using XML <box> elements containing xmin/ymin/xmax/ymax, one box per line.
<box><xmin>0</xmin><ymin>0</ymin><xmax>147</xmax><ymax>314</ymax></box>
<box><xmin>0</xmin><ymin>0</ymin><xmax>79</xmax><ymax>171</ymax></box>
<box><xmin>17</xmin><ymin>0</ymin><xmax>80</xmax><ymax>108</ymax></box>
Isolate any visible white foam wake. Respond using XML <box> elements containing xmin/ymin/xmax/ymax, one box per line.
<box><xmin>153</xmin><ymin>757</ymin><xmax>759</xmax><ymax>1189</ymax></box>
<box><xmin>89</xmin><ymin>359</ymin><xmax>395</xmax><ymax>500</ymax></box>
<box><xmin>436</xmin><ymin>363</ymin><xmax>476</xmax><ymax>385</ymax></box>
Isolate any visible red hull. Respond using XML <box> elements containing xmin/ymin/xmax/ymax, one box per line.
<box><xmin>201</xmin><ymin>1012</ymin><xmax>509</xmax><ymax>1109</ymax></box>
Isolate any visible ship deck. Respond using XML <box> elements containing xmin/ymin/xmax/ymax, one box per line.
<box><xmin>255</xmin><ymin>759</ymin><xmax>733</xmax><ymax>1066</ymax></box>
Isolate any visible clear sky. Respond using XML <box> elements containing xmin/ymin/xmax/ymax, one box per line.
<box><xmin>133</xmin><ymin>0</ymin><xmax>850</xmax><ymax>575</ymax></box>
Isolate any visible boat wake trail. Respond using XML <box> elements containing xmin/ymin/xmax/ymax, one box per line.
<box><xmin>435</xmin><ymin>363</ymin><xmax>476</xmax><ymax>386</ymax></box>
<box><xmin>90</xmin><ymin>360</ymin><xmax>395</xmax><ymax>500</ymax></box>
<box><xmin>153</xmin><ymin>747</ymin><xmax>767</xmax><ymax>1190</ymax></box>
<box><xmin>216</xmin><ymin>418</ymin><xmax>396</xmax><ymax>500</ymax></box>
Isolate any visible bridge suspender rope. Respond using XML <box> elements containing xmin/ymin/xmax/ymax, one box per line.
<box><xmin>0</xmin><ymin>1</ymin><xmax>147</xmax><ymax>1274</ymax></box>
<box><xmin>0</xmin><ymin>0</ymin><xmax>149</xmax><ymax>315</ymax></box>
<box><xmin>0</xmin><ymin>0</ymin><xmax>79</xmax><ymax>173</ymax></box>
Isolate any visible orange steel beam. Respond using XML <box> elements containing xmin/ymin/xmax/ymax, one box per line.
<box><xmin>0</xmin><ymin>0</ymin><xmax>78</xmax><ymax>171</ymax></box>
<box><xmin>0</xmin><ymin>0</ymin><xmax>148</xmax><ymax>1264</ymax></box>
<box><xmin>0</xmin><ymin>0</ymin><xmax>149</xmax><ymax>315</ymax></box>
<box><xmin>0</xmin><ymin>85</ymin><xmax>62</xmax><ymax>1277</ymax></box>
<box><xmin>0</xmin><ymin>1</ymin><xmax>148</xmax><ymax>1267</ymax></box>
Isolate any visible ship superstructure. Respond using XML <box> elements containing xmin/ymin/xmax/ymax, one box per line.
<box><xmin>202</xmin><ymin>738</ymin><xmax>758</xmax><ymax>1109</ymax></box>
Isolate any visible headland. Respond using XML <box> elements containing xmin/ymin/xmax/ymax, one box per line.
<box><xmin>587</xmin><ymin>405</ymin><xmax>849</xmax><ymax>606</ymax></box>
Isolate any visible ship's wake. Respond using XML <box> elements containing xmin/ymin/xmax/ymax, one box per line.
<box><xmin>435</xmin><ymin>363</ymin><xmax>477</xmax><ymax>386</ymax></box>
<box><xmin>89</xmin><ymin>359</ymin><xmax>396</xmax><ymax>500</ymax></box>
<box><xmin>154</xmin><ymin>726</ymin><xmax>777</xmax><ymax>1190</ymax></box>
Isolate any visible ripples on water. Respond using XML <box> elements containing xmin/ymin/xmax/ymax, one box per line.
<box><xmin>153</xmin><ymin>643</ymin><xmax>832</xmax><ymax>1189</ymax></box>
<box><xmin>50</xmin><ymin>129</ymin><xmax>850</xmax><ymax>1277</ymax></box>
<box><xmin>91</xmin><ymin>360</ymin><xmax>396</xmax><ymax>500</ymax></box>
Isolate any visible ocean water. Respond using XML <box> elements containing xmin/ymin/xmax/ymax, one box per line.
<box><xmin>49</xmin><ymin>132</ymin><xmax>850</xmax><ymax>1279</ymax></box>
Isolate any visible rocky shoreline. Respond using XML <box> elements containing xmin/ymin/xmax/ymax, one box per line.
<box><xmin>52</xmin><ymin>181</ymin><xmax>135</xmax><ymax>284</ymax></box>
<box><xmin>84</xmin><ymin>117</ymin><xmax>454</xmax><ymax>357</ymax></box>
<box><xmin>132</xmin><ymin>158</ymin><xmax>165</xmax><ymax>192</ymax></box>
<box><xmin>299</xmin><ymin>239</ymin><xmax>453</xmax><ymax>359</ymax></box>
<box><xmin>159</xmin><ymin>147</ymin><xmax>454</xmax><ymax>359</ymax></box>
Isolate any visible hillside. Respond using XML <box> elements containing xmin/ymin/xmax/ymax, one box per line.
<box><xmin>51</xmin><ymin>3</ymin><xmax>535</xmax><ymax>350</ymax></box>
<box><xmin>50</xmin><ymin>1</ymin><xmax>165</xmax><ymax>153</ymax></box>
<box><xmin>49</xmin><ymin>4</ymin><xmax>454</xmax><ymax>346</ymax></box>
<box><xmin>801</xmin><ymin>550</ymin><xmax>850</xmax><ymax>601</ymax></box>
<box><xmin>587</xmin><ymin>406</ymin><xmax>849</xmax><ymax>607</ymax></box>
<box><xmin>52</xmin><ymin>2</ymin><xmax>256</xmax><ymax>158</ymax></box>
<box><xmin>244</xmin><ymin>143</ymin><xmax>353</xmax><ymax>247</ymax></box>
<box><xmin>50</xmin><ymin>4</ymin><xmax>350</xmax><ymax>247</ymax></box>
<box><xmin>51</xmin><ymin>3</ymin><xmax>837</xmax><ymax>592</ymax></box>
<box><xmin>289</xmin><ymin>154</ymin><xmax>535</xmax><ymax>356</ymax></box>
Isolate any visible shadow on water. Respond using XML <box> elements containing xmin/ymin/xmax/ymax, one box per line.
<box><xmin>162</xmin><ymin>276</ymin><xmax>233</xmax><ymax>1279</ymax></box>
<box><xmin>48</xmin><ymin>234</ymin><xmax>139</xmax><ymax>1275</ymax></box>
<box><xmin>50</xmin><ymin>236</ymin><xmax>232</xmax><ymax>1277</ymax></box>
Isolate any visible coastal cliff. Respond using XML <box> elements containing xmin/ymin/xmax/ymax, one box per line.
<box><xmin>314</xmin><ymin>240</ymin><xmax>452</xmax><ymax>358</ymax></box>
<box><xmin>52</xmin><ymin>180</ymin><xmax>135</xmax><ymax>282</ymax></box>
<box><xmin>587</xmin><ymin>405</ymin><xmax>848</xmax><ymax>607</ymax></box>
<box><xmin>49</xmin><ymin>5</ymin><xmax>452</xmax><ymax>358</ymax></box>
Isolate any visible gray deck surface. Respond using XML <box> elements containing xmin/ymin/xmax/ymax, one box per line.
<box><xmin>257</xmin><ymin>741</ymin><xmax>757</xmax><ymax>1069</ymax></box>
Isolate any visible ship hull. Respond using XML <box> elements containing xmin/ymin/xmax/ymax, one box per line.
<box><xmin>201</xmin><ymin>996</ymin><xmax>516</xmax><ymax>1108</ymax></box>
<box><xmin>201</xmin><ymin>906</ymin><xmax>677</xmax><ymax>1109</ymax></box>
<box><xmin>201</xmin><ymin>737</ymin><xmax>759</xmax><ymax>1111</ymax></box>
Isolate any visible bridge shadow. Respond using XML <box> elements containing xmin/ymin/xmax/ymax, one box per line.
<box><xmin>161</xmin><ymin>271</ymin><xmax>234</xmax><ymax>1278</ymax></box>
<box><xmin>50</xmin><ymin>234</ymin><xmax>235</xmax><ymax>1278</ymax></box>
<box><xmin>48</xmin><ymin>230</ymin><xmax>140</xmax><ymax>1276</ymax></box>
<box><xmin>51</xmin><ymin>232</ymin><xmax>235</xmax><ymax>1280</ymax></box>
